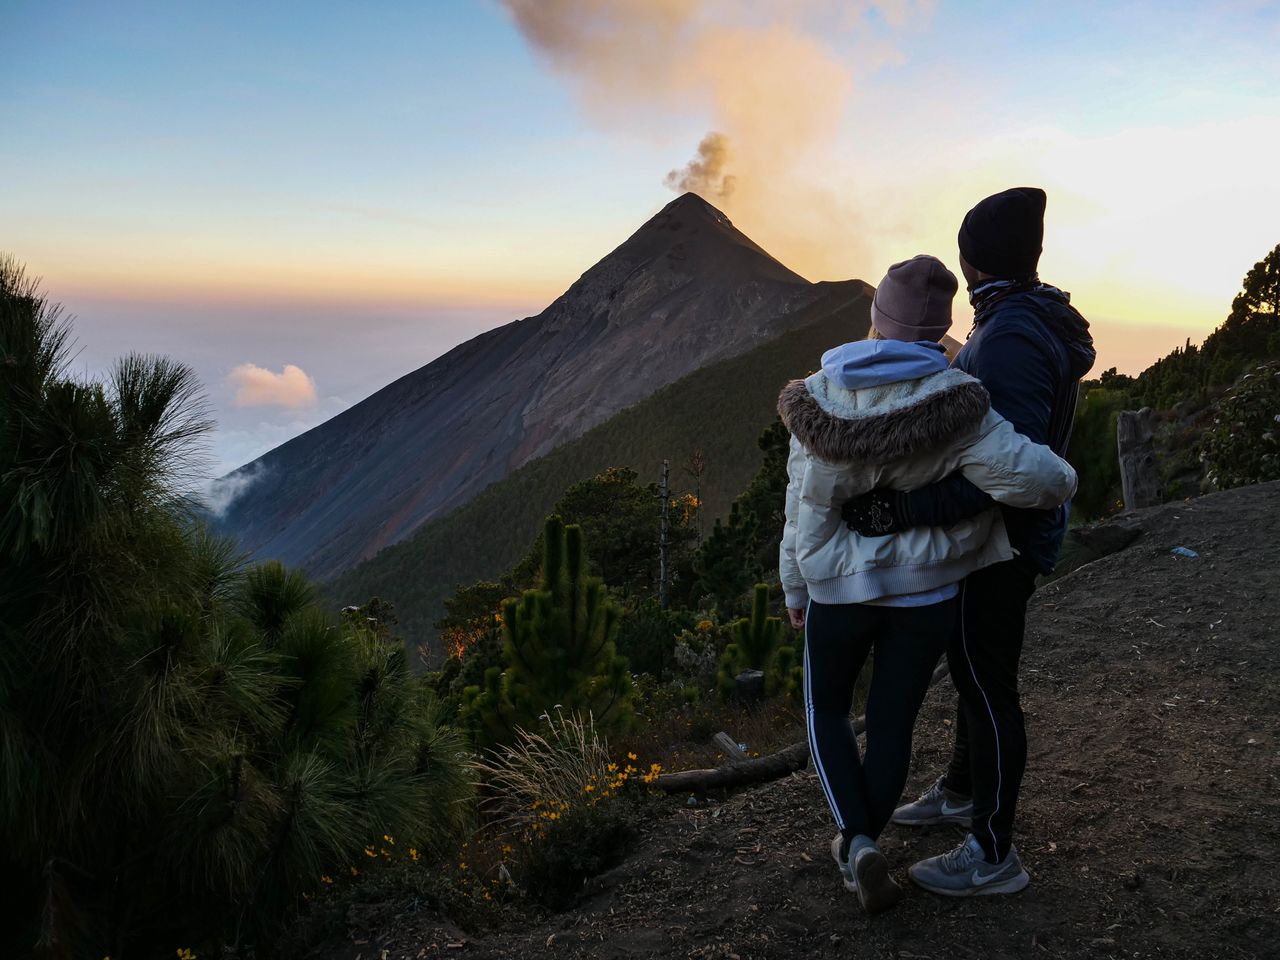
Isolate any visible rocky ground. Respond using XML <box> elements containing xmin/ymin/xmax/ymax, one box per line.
<box><xmin>317</xmin><ymin>482</ymin><xmax>1280</xmax><ymax>960</ymax></box>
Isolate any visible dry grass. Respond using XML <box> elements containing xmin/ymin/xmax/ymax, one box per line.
<box><xmin>469</xmin><ymin>710</ymin><xmax>611</xmax><ymax>834</ymax></box>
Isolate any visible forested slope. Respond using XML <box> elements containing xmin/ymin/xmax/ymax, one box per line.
<box><xmin>327</xmin><ymin>281</ymin><xmax>872</xmax><ymax>652</ymax></box>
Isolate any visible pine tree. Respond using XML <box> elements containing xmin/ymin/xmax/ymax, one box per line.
<box><xmin>694</xmin><ymin>501</ymin><xmax>759</xmax><ymax>612</ymax></box>
<box><xmin>732</xmin><ymin>583</ymin><xmax>783</xmax><ymax>670</ymax></box>
<box><xmin>716</xmin><ymin>584</ymin><xmax>797</xmax><ymax>700</ymax></box>
<box><xmin>464</xmin><ymin>517</ymin><xmax>634</xmax><ymax>743</ymax></box>
<box><xmin>1133</xmin><ymin>243</ymin><xmax>1280</xmax><ymax>408</ymax></box>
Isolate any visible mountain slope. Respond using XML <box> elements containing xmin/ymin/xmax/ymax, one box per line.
<box><xmin>215</xmin><ymin>194</ymin><xmax>845</xmax><ymax>579</ymax></box>
<box><xmin>327</xmin><ymin>283</ymin><xmax>872</xmax><ymax>653</ymax></box>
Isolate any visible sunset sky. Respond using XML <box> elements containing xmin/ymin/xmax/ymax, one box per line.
<box><xmin>4</xmin><ymin>1</ymin><xmax>1279</xmax><ymax>475</ymax></box>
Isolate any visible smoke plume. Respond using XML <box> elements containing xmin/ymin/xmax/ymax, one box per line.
<box><xmin>501</xmin><ymin>1</ymin><xmax>932</xmax><ymax>278</ymax></box>
<box><xmin>665</xmin><ymin>132</ymin><xmax>735</xmax><ymax>202</ymax></box>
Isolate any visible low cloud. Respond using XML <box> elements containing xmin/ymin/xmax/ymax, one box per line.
<box><xmin>209</xmin><ymin>394</ymin><xmax>352</xmax><ymax>478</ymax></box>
<box><xmin>228</xmin><ymin>362</ymin><xmax>318</xmax><ymax>409</ymax></box>
<box><xmin>201</xmin><ymin>462</ymin><xmax>268</xmax><ymax>518</ymax></box>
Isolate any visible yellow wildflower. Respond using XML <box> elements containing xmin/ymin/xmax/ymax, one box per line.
<box><xmin>409</xmin><ymin>847</ymin><xmax>419</xmax><ymax>861</ymax></box>
<box><xmin>321</xmin><ymin>874</ymin><xmax>334</xmax><ymax>884</ymax></box>
<box><xmin>350</xmin><ymin>866</ymin><xmax>359</xmax><ymax>876</ymax></box>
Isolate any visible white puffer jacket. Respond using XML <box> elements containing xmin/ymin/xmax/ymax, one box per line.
<box><xmin>777</xmin><ymin>340</ymin><xmax>1077</xmax><ymax>608</ymax></box>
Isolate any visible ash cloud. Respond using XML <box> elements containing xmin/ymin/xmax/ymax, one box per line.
<box><xmin>665</xmin><ymin>132</ymin><xmax>736</xmax><ymax>202</ymax></box>
<box><xmin>501</xmin><ymin>1</ymin><xmax>934</xmax><ymax>277</ymax></box>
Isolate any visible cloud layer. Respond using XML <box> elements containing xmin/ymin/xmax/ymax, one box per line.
<box><xmin>228</xmin><ymin>362</ymin><xmax>319</xmax><ymax>409</ymax></box>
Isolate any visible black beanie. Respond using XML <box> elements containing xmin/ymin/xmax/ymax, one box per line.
<box><xmin>957</xmin><ymin>187</ymin><xmax>1046</xmax><ymax>279</ymax></box>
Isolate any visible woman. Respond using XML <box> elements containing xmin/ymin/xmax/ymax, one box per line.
<box><xmin>777</xmin><ymin>254</ymin><xmax>1076</xmax><ymax>914</ymax></box>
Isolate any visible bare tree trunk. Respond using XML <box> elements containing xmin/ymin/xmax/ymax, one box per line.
<box><xmin>658</xmin><ymin>459</ymin><xmax>670</xmax><ymax>609</ymax></box>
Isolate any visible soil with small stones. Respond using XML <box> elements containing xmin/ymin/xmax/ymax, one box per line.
<box><xmin>319</xmin><ymin>482</ymin><xmax>1280</xmax><ymax>960</ymax></box>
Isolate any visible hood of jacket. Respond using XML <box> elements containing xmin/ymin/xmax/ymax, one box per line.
<box><xmin>819</xmin><ymin>338</ymin><xmax>949</xmax><ymax>389</ymax></box>
<box><xmin>984</xmin><ymin>285</ymin><xmax>1096</xmax><ymax>381</ymax></box>
<box><xmin>779</xmin><ymin>340</ymin><xmax>990</xmax><ymax>465</ymax></box>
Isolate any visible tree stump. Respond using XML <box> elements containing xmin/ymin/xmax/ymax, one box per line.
<box><xmin>1116</xmin><ymin>408</ymin><xmax>1161</xmax><ymax>510</ymax></box>
<box><xmin>734</xmin><ymin>669</ymin><xmax>765</xmax><ymax>703</ymax></box>
<box><xmin>712</xmin><ymin>731</ymin><xmax>748</xmax><ymax>761</ymax></box>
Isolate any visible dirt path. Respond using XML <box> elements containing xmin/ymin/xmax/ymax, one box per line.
<box><xmin>325</xmin><ymin>482</ymin><xmax>1280</xmax><ymax>959</ymax></box>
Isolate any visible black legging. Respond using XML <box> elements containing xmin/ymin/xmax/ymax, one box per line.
<box><xmin>804</xmin><ymin>598</ymin><xmax>954</xmax><ymax>844</ymax></box>
<box><xmin>941</xmin><ymin>556</ymin><xmax>1039</xmax><ymax>862</ymax></box>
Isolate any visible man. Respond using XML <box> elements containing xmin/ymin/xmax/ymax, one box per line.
<box><xmin>841</xmin><ymin>187</ymin><xmax>1096</xmax><ymax>895</ymax></box>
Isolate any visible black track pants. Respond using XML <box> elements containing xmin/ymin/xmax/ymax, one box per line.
<box><xmin>804</xmin><ymin>598</ymin><xmax>954</xmax><ymax>844</ymax></box>
<box><xmin>941</xmin><ymin>557</ymin><xmax>1038</xmax><ymax>862</ymax></box>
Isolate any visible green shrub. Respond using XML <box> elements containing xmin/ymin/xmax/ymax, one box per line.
<box><xmin>516</xmin><ymin>794</ymin><xmax>644</xmax><ymax>910</ymax></box>
<box><xmin>462</xmin><ymin>517</ymin><xmax>635</xmax><ymax>745</ymax></box>
<box><xmin>615</xmin><ymin>600</ymin><xmax>694</xmax><ymax>680</ymax></box>
<box><xmin>1201</xmin><ymin>362</ymin><xmax>1280</xmax><ymax>489</ymax></box>
<box><xmin>1066</xmin><ymin>385</ymin><xmax>1128</xmax><ymax>520</ymax></box>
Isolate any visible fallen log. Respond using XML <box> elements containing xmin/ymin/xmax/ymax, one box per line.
<box><xmin>655</xmin><ymin>739</ymin><xmax>812</xmax><ymax>794</ymax></box>
<box><xmin>656</xmin><ymin>659</ymin><xmax>949</xmax><ymax>795</ymax></box>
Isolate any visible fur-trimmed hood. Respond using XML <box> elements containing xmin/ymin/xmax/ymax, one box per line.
<box><xmin>778</xmin><ymin>341</ymin><xmax>990</xmax><ymax>464</ymax></box>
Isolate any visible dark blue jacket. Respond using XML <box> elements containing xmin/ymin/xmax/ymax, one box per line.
<box><xmin>902</xmin><ymin>285</ymin><xmax>1096</xmax><ymax>574</ymax></box>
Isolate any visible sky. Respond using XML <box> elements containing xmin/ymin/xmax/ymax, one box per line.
<box><xmin>3</xmin><ymin>0</ymin><xmax>1279</xmax><ymax>477</ymax></box>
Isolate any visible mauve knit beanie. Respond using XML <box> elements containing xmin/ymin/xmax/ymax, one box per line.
<box><xmin>870</xmin><ymin>254</ymin><xmax>957</xmax><ymax>343</ymax></box>
<box><xmin>957</xmin><ymin>186</ymin><xmax>1047</xmax><ymax>279</ymax></box>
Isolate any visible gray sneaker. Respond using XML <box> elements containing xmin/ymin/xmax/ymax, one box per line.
<box><xmin>832</xmin><ymin>833</ymin><xmax>903</xmax><ymax>914</ymax></box>
<box><xmin>891</xmin><ymin>775</ymin><xmax>973</xmax><ymax>827</ymax></box>
<box><xmin>908</xmin><ymin>833</ymin><xmax>1030</xmax><ymax>896</ymax></box>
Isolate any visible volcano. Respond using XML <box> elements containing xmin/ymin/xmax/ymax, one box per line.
<box><xmin>214</xmin><ymin>193</ymin><xmax>869</xmax><ymax>578</ymax></box>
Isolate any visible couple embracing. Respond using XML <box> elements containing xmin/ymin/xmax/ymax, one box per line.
<box><xmin>778</xmin><ymin>187</ymin><xmax>1096</xmax><ymax>913</ymax></box>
